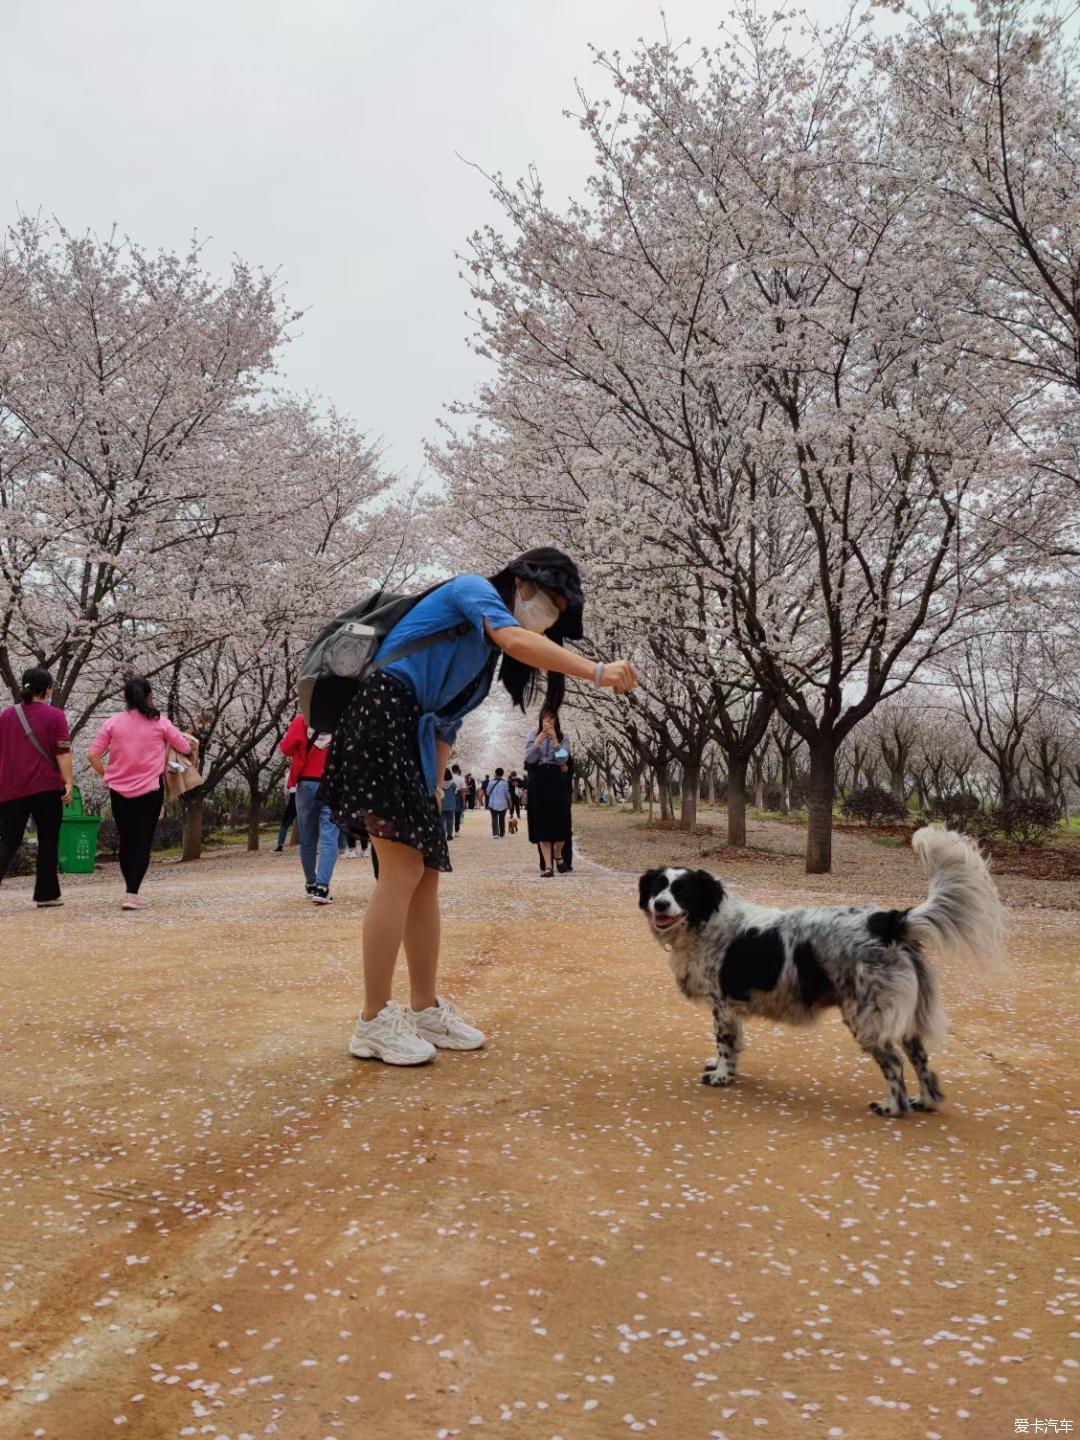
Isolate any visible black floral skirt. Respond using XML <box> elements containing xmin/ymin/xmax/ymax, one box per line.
<box><xmin>319</xmin><ymin>670</ymin><xmax>450</xmax><ymax>872</ymax></box>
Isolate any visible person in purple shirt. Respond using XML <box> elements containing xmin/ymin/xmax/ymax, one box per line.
<box><xmin>319</xmin><ymin>547</ymin><xmax>638</xmax><ymax>1069</ymax></box>
<box><xmin>0</xmin><ymin>667</ymin><xmax>74</xmax><ymax>907</ymax></box>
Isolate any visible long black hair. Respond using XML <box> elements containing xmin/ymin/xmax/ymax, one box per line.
<box><xmin>489</xmin><ymin>547</ymin><xmax>584</xmax><ymax>716</ymax></box>
<box><xmin>124</xmin><ymin>675</ymin><xmax>159</xmax><ymax>720</ymax></box>
<box><xmin>20</xmin><ymin>666</ymin><xmax>53</xmax><ymax>703</ymax></box>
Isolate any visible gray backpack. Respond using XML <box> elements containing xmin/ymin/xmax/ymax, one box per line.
<box><xmin>297</xmin><ymin>585</ymin><xmax>470</xmax><ymax>733</ymax></box>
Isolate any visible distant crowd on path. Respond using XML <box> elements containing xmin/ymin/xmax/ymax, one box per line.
<box><xmin>0</xmin><ymin>546</ymin><xmax>639</xmax><ymax>1076</ymax></box>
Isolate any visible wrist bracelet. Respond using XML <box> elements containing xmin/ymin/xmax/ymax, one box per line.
<box><xmin>594</xmin><ymin>661</ymin><xmax>606</xmax><ymax>688</ymax></box>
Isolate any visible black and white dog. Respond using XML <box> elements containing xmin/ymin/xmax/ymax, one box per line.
<box><xmin>639</xmin><ymin>827</ymin><xmax>1004</xmax><ymax>1116</ymax></box>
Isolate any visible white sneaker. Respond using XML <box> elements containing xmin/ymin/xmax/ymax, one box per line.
<box><xmin>407</xmin><ymin>998</ymin><xmax>486</xmax><ymax>1051</ymax></box>
<box><xmin>348</xmin><ymin>1002</ymin><xmax>436</xmax><ymax>1066</ymax></box>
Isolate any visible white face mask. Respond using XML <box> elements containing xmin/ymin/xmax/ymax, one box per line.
<box><xmin>513</xmin><ymin>587</ymin><xmax>560</xmax><ymax>634</ymax></box>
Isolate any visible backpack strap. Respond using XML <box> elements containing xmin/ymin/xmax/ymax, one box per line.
<box><xmin>15</xmin><ymin>704</ymin><xmax>59</xmax><ymax>770</ymax></box>
<box><xmin>375</xmin><ymin>621</ymin><xmax>473</xmax><ymax>669</ymax></box>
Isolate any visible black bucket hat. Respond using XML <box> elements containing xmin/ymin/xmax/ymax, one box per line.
<box><xmin>503</xmin><ymin>547</ymin><xmax>585</xmax><ymax>641</ymax></box>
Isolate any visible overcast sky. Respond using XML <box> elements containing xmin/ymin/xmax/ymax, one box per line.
<box><xmin>2</xmin><ymin>0</ymin><xmax>850</xmax><ymax>488</ymax></box>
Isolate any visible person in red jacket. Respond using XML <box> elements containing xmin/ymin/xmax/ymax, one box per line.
<box><xmin>280</xmin><ymin>715</ymin><xmax>342</xmax><ymax>904</ymax></box>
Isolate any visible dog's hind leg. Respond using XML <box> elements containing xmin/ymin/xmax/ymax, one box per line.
<box><xmin>703</xmin><ymin>1006</ymin><xmax>743</xmax><ymax>1088</ymax></box>
<box><xmin>902</xmin><ymin>1034</ymin><xmax>945</xmax><ymax>1111</ymax></box>
<box><xmin>864</xmin><ymin>1042</ymin><xmax>912</xmax><ymax>1117</ymax></box>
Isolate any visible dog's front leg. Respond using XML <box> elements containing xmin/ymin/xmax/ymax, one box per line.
<box><xmin>703</xmin><ymin>1005</ymin><xmax>742</xmax><ymax>1088</ymax></box>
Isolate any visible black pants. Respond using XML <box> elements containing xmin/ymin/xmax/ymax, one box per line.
<box><xmin>0</xmin><ymin>790</ymin><xmax>63</xmax><ymax>902</ymax></box>
<box><xmin>276</xmin><ymin>792</ymin><xmax>297</xmax><ymax>848</ymax></box>
<box><xmin>509</xmin><ymin>796</ymin><xmax>523</xmax><ymax>818</ymax></box>
<box><xmin>110</xmin><ymin>783</ymin><xmax>164</xmax><ymax>894</ymax></box>
<box><xmin>490</xmin><ymin>808</ymin><xmax>506</xmax><ymax>837</ymax></box>
<box><xmin>454</xmin><ymin>805</ymin><xmax>463</xmax><ymax>833</ymax></box>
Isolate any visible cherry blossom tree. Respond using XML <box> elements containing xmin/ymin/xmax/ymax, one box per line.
<box><xmin>0</xmin><ymin>217</ymin><xmax>418</xmax><ymax>854</ymax></box>
<box><xmin>0</xmin><ymin>218</ymin><xmax>293</xmax><ymax>730</ymax></box>
<box><xmin>434</xmin><ymin>10</ymin><xmax>1032</xmax><ymax>870</ymax></box>
<box><xmin>884</xmin><ymin>0</ymin><xmax>1080</xmax><ymax>564</ymax></box>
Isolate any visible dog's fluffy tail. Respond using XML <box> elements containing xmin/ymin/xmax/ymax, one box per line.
<box><xmin>906</xmin><ymin>826</ymin><xmax>1006</xmax><ymax>970</ymax></box>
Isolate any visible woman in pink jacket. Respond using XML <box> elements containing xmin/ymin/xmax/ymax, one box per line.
<box><xmin>88</xmin><ymin>677</ymin><xmax>194</xmax><ymax>910</ymax></box>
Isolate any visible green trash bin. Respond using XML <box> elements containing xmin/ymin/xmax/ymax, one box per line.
<box><xmin>58</xmin><ymin>786</ymin><xmax>102</xmax><ymax>874</ymax></box>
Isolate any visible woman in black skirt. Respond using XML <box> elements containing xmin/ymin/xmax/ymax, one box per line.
<box><xmin>319</xmin><ymin>547</ymin><xmax>638</xmax><ymax>1067</ymax></box>
<box><xmin>524</xmin><ymin>710</ymin><xmax>573</xmax><ymax>876</ymax></box>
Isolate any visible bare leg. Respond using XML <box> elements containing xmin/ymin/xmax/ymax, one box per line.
<box><xmin>403</xmin><ymin>866</ymin><xmax>441</xmax><ymax>1012</ymax></box>
<box><xmin>702</xmin><ymin>1005</ymin><xmax>743</xmax><ymax>1087</ymax></box>
<box><xmin>539</xmin><ymin>841</ymin><xmax>554</xmax><ymax>872</ymax></box>
<box><xmin>865</xmin><ymin>1042</ymin><xmax>911</xmax><ymax>1117</ymax></box>
<box><xmin>903</xmin><ymin>1035</ymin><xmax>945</xmax><ymax>1111</ymax></box>
<box><xmin>362</xmin><ymin>838</ymin><xmax>424</xmax><ymax>1018</ymax></box>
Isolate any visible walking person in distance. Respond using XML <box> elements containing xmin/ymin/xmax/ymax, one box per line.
<box><xmin>525</xmin><ymin>709</ymin><xmax>573</xmax><ymax>877</ymax></box>
<box><xmin>319</xmin><ymin>546</ymin><xmax>637</xmax><ymax>1066</ymax></box>
<box><xmin>0</xmin><ymin>668</ymin><xmax>74</xmax><ymax>907</ymax></box>
<box><xmin>273</xmin><ymin>784</ymin><xmax>297</xmax><ymax>852</ymax></box>
<box><xmin>487</xmin><ymin>768</ymin><xmax>510</xmax><ymax>837</ymax></box>
<box><xmin>87</xmin><ymin>677</ymin><xmax>195</xmax><ymax>910</ymax></box>
<box><xmin>508</xmin><ymin>771</ymin><xmax>524</xmax><ymax>822</ymax></box>
<box><xmin>280</xmin><ymin>714</ymin><xmax>342</xmax><ymax>904</ymax></box>
<box><xmin>440</xmin><ymin>767</ymin><xmax>458</xmax><ymax>842</ymax></box>
<box><xmin>451</xmin><ymin>763</ymin><xmax>466</xmax><ymax>834</ymax></box>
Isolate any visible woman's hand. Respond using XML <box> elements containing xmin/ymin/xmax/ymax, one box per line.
<box><xmin>62</xmin><ymin>783</ymin><xmax>73</xmax><ymax>807</ymax></box>
<box><xmin>600</xmin><ymin>660</ymin><xmax>639</xmax><ymax>694</ymax></box>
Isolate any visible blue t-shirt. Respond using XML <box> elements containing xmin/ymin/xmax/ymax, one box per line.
<box><xmin>487</xmin><ymin>778</ymin><xmax>510</xmax><ymax>810</ymax></box>
<box><xmin>377</xmin><ymin>576</ymin><xmax>519</xmax><ymax>792</ymax></box>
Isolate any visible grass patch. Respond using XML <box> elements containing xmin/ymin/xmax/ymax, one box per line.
<box><xmin>871</xmin><ymin>835</ymin><xmax>907</xmax><ymax>849</ymax></box>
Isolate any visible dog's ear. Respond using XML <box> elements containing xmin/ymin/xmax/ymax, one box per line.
<box><xmin>638</xmin><ymin>870</ymin><xmax>663</xmax><ymax>910</ymax></box>
<box><xmin>682</xmin><ymin>869</ymin><xmax>726</xmax><ymax>928</ymax></box>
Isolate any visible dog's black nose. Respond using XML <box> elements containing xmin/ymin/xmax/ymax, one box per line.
<box><xmin>653</xmin><ymin>898</ymin><xmax>670</xmax><ymax>913</ymax></box>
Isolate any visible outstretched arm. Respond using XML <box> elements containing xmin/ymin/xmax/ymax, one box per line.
<box><xmin>484</xmin><ymin>623</ymin><xmax>637</xmax><ymax>693</ymax></box>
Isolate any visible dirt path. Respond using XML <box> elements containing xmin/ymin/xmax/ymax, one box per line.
<box><xmin>0</xmin><ymin>813</ymin><xmax>1075</xmax><ymax>1440</ymax></box>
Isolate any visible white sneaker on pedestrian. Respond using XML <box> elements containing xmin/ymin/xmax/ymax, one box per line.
<box><xmin>407</xmin><ymin>998</ymin><xmax>486</xmax><ymax>1051</ymax></box>
<box><xmin>348</xmin><ymin>1002</ymin><xmax>436</xmax><ymax>1066</ymax></box>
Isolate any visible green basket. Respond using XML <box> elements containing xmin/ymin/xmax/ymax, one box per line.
<box><xmin>58</xmin><ymin>786</ymin><xmax>102</xmax><ymax>874</ymax></box>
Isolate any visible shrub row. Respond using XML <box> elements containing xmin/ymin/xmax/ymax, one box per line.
<box><xmin>841</xmin><ymin>786</ymin><xmax>1060</xmax><ymax>848</ymax></box>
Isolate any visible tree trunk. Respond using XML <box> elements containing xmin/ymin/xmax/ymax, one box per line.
<box><xmin>181</xmin><ymin>793</ymin><xmax>204</xmax><ymax>862</ymax></box>
<box><xmin>726</xmin><ymin>754</ymin><xmax>748</xmax><ymax>848</ymax></box>
<box><xmin>657</xmin><ymin>765</ymin><xmax>673</xmax><ymax>822</ymax></box>
<box><xmin>680</xmin><ymin>755</ymin><xmax>701</xmax><ymax>833</ymax></box>
<box><xmin>889</xmin><ymin>764</ymin><xmax>905</xmax><ymax>801</ymax></box>
<box><xmin>630</xmin><ymin>767</ymin><xmax>643</xmax><ymax>814</ymax></box>
<box><xmin>806</xmin><ymin>740</ymin><xmax>837</xmax><ymax>874</ymax></box>
<box><xmin>647</xmin><ymin>770</ymin><xmax>655</xmax><ymax>823</ymax></box>
<box><xmin>247</xmin><ymin>787</ymin><xmax>262</xmax><ymax>851</ymax></box>
<box><xmin>997</xmin><ymin>759</ymin><xmax>1013</xmax><ymax>806</ymax></box>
